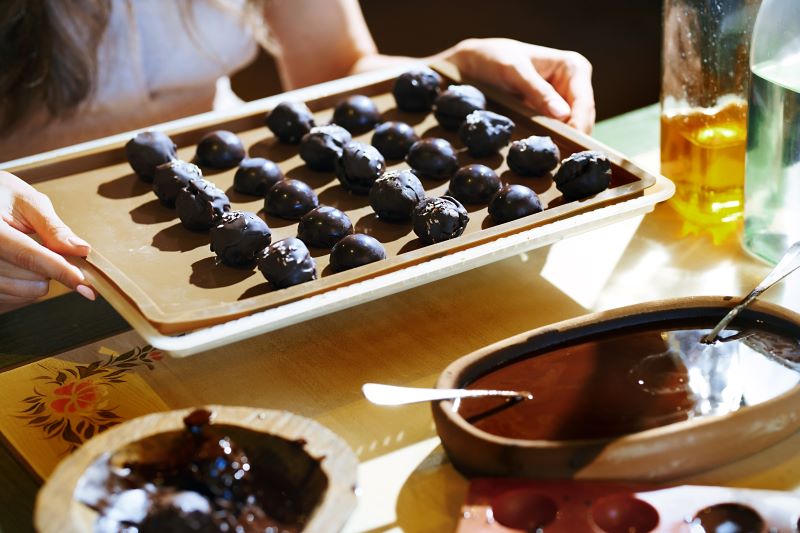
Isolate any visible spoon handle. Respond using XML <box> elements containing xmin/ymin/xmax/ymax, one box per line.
<box><xmin>362</xmin><ymin>383</ymin><xmax>533</xmax><ymax>406</ymax></box>
<box><xmin>703</xmin><ymin>241</ymin><xmax>800</xmax><ymax>343</ymax></box>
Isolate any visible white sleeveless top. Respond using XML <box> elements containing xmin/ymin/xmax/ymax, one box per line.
<box><xmin>0</xmin><ymin>0</ymin><xmax>258</xmax><ymax>162</ymax></box>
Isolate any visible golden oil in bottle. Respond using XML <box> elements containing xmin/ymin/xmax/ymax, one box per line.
<box><xmin>660</xmin><ymin>99</ymin><xmax>748</xmax><ymax>229</ymax></box>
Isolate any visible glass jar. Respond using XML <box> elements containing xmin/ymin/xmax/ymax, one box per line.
<box><xmin>660</xmin><ymin>0</ymin><xmax>761</xmax><ymax>237</ymax></box>
<box><xmin>742</xmin><ymin>0</ymin><xmax>800</xmax><ymax>264</ymax></box>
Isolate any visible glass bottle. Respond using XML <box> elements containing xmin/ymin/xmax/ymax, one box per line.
<box><xmin>660</xmin><ymin>0</ymin><xmax>761</xmax><ymax>238</ymax></box>
<box><xmin>742</xmin><ymin>0</ymin><xmax>800</xmax><ymax>264</ymax></box>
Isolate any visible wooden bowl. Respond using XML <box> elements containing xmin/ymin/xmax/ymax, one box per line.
<box><xmin>35</xmin><ymin>406</ymin><xmax>358</xmax><ymax>532</ymax></box>
<box><xmin>433</xmin><ymin>296</ymin><xmax>800</xmax><ymax>481</ymax></box>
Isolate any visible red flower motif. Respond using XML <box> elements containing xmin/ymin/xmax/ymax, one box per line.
<box><xmin>150</xmin><ymin>351</ymin><xmax>163</xmax><ymax>361</ymax></box>
<box><xmin>50</xmin><ymin>380</ymin><xmax>100</xmax><ymax>414</ymax></box>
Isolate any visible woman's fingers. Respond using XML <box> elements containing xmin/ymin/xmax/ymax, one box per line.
<box><xmin>560</xmin><ymin>53</ymin><xmax>596</xmax><ymax>133</ymax></box>
<box><xmin>500</xmin><ymin>59</ymin><xmax>572</xmax><ymax>121</ymax></box>
<box><xmin>14</xmin><ymin>190</ymin><xmax>91</xmax><ymax>256</ymax></box>
<box><xmin>0</xmin><ymin>274</ymin><xmax>49</xmax><ymax>299</ymax></box>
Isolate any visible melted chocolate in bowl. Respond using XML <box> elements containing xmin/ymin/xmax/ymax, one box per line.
<box><xmin>458</xmin><ymin>324</ymin><xmax>800</xmax><ymax>441</ymax></box>
<box><xmin>75</xmin><ymin>410</ymin><xmax>326</xmax><ymax>532</ymax></box>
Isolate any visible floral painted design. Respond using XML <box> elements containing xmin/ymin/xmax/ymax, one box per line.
<box><xmin>15</xmin><ymin>345</ymin><xmax>162</xmax><ymax>454</ymax></box>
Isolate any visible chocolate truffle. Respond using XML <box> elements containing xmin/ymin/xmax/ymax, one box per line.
<box><xmin>233</xmin><ymin>158</ymin><xmax>284</xmax><ymax>197</ymax></box>
<box><xmin>334</xmin><ymin>142</ymin><xmax>386</xmax><ymax>194</ymax></box>
<box><xmin>257</xmin><ymin>237</ymin><xmax>317</xmax><ymax>289</ymax></box>
<box><xmin>265</xmin><ymin>101</ymin><xmax>315</xmax><ymax>143</ymax></box>
<box><xmin>448</xmin><ymin>164</ymin><xmax>501</xmax><ymax>204</ymax></box>
<box><xmin>125</xmin><ymin>131</ymin><xmax>177</xmax><ymax>182</ymax></box>
<box><xmin>299</xmin><ymin>125</ymin><xmax>352</xmax><ymax>171</ymax></box>
<box><xmin>488</xmin><ymin>184</ymin><xmax>543</xmax><ymax>223</ymax></box>
<box><xmin>433</xmin><ymin>84</ymin><xmax>487</xmax><ymax>130</ymax></box>
<box><xmin>330</xmin><ymin>234</ymin><xmax>387</xmax><ymax>272</ymax></box>
<box><xmin>406</xmin><ymin>137</ymin><xmax>459</xmax><ymax>180</ymax></box>
<box><xmin>368</xmin><ymin>169</ymin><xmax>425</xmax><ymax>221</ymax></box>
<box><xmin>176</xmin><ymin>179</ymin><xmax>231</xmax><ymax>231</ymax></box>
<box><xmin>392</xmin><ymin>68</ymin><xmax>442</xmax><ymax>112</ymax></box>
<box><xmin>196</xmin><ymin>130</ymin><xmax>246</xmax><ymax>169</ymax></box>
<box><xmin>297</xmin><ymin>206</ymin><xmax>354</xmax><ymax>249</ymax></box>
<box><xmin>554</xmin><ymin>150</ymin><xmax>612</xmax><ymax>201</ymax></box>
<box><xmin>371</xmin><ymin>121</ymin><xmax>419</xmax><ymax>160</ymax></box>
<box><xmin>264</xmin><ymin>179</ymin><xmax>319</xmax><ymax>220</ymax></box>
<box><xmin>333</xmin><ymin>94</ymin><xmax>380</xmax><ymax>134</ymax></box>
<box><xmin>412</xmin><ymin>196</ymin><xmax>469</xmax><ymax>244</ymax></box>
<box><xmin>458</xmin><ymin>110</ymin><xmax>515</xmax><ymax>157</ymax></box>
<box><xmin>153</xmin><ymin>160</ymin><xmax>202</xmax><ymax>207</ymax></box>
<box><xmin>210</xmin><ymin>211</ymin><xmax>272</xmax><ymax>266</ymax></box>
<box><xmin>507</xmin><ymin>135</ymin><xmax>561</xmax><ymax>176</ymax></box>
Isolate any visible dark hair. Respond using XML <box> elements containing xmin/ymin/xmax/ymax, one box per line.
<box><xmin>0</xmin><ymin>0</ymin><xmax>111</xmax><ymax>131</ymax></box>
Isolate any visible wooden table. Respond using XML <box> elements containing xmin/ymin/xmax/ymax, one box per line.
<box><xmin>4</xmin><ymin>103</ymin><xmax>800</xmax><ymax>533</ymax></box>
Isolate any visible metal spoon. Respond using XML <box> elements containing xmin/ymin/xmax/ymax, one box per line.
<box><xmin>362</xmin><ymin>383</ymin><xmax>533</xmax><ymax>406</ymax></box>
<box><xmin>702</xmin><ymin>240</ymin><xmax>800</xmax><ymax>344</ymax></box>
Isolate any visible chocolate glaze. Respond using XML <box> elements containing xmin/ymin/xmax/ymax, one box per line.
<box><xmin>507</xmin><ymin>135</ymin><xmax>561</xmax><ymax>176</ymax></box>
<box><xmin>392</xmin><ymin>68</ymin><xmax>442</xmax><ymax>112</ymax></box>
<box><xmin>297</xmin><ymin>206</ymin><xmax>354</xmax><ymax>249</ymax></box>
<box><xmin>554</xmin><ymin>150</ymin><xmax>612</xmax><ymax>201</ymax></box>
<box><xmin>692</xmin><ymin>503</ymin><xmax>764</xmax><ymax>533</ymax></box>
<box><xmin>412</xmin><ymin>196</ymin><xmax>469</xmax><ymax>244</ymax></box>
<box><xmin>234</xmin><ymin>158</ymin><xmax>284</xmax><ymax>197</ymax></box>
<box><xmin>488</xmin><ymin>184</ymin><xmax>543</xmax><ymax>223</ymax></box>
<box><xmin>458</xmin><ymin>110</ymin><xmax>515</xmax><ymax>157</ymax></box>
<box><xmin>264</xmin><ymin>179</ymin><xmax>319</xmax><ymax>220</ymax></box>
<box><xmin>369</xmin><ymin>169</ymin><xmax>426</xmax><ymax>221</ymax></box>
<box><xmin>371</xmin><ymin>121</ymin><xmax>419</xmax><ymax>160</ymax></box>
<box><xmin>332</xmin><ymin>95</ymin><xmax>380</xmax><ymax>134</ymax></box>
<box><xmin>330</xmin><ymin>234</ymin><xmax>386</xmax><ymax>272</ymax></box>
<box><xmin>265</xmin><ymin>101</ymin><xmax>315</xmax><ymax>144</ymax></box>
<box><xmin>299</xmin><ymin>125</ymin><xmax>352</xmax><ymax>171</ymax></box>
<box><xmin>448</xmin><ymin>164</ymin><xmax>501</xmax><ymax>204</ymax></box>
<box><xmin>176</xmin><ymin>179</ymin><xmax>231</xmax><ymax>231</ymax></box>
<box><xmin>406</xmin><ymin>137</ymin><xmax>459</xmax><ymax>181</ymax></box>
<box><xmin>196</xmin><ymin>130</ymin><xmax>246</xmax><ymax>169</ymax></box>
<box><xmin>433</xmin><ymin>84</ymin><xmax>487</xmax><ymax>130</ymax></box>
<box><xmin>153</xmin><ymin>160</ymin><xmax>202</xmax><ymax>207</ymax></box>
<box><xmin>210</xmin><ymin>211</ymin><xmax>272</xmax><ymax>266</ymax></box>
<box><xmin>258</xmin><ymin>237</ymin><xmax>317</xmax><ymax>289</ymax></box>
<box><xmin>334</xmin><ymin>142</ymin><xmax>386</xmax><ymax>195</ymax></box>
<box><xmin>125</xmin><ymin>131</ymin><xmax>178</xmax><ymax>182</ymax></box>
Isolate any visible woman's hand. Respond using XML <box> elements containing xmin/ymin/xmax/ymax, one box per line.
<box><xmin>0</xmin><ymin>171</ymin><xmax>94</xmax><ymax>307</ymax></box>
<box><xmin>446</xmin><ymin>38</ymin><xmax>596</xmax><ymax>133</ymax></box>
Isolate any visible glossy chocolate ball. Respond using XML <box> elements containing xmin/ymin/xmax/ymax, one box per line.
<box><xmin>368</xmin><ymin>169</ymin><xmax>425</xmax><ymax>221</ymax></box>
<box><xmin>371</xmin><ymin>121</ymin><xmax>419</xmax><ymax>160</ymax></box>
<box><xmin>125</xmin><ymin>131</ymin><xmax>177</xmax><ymax>182</ymax></box>
<box><xmin>335</xmin><ymin>142</ymin><xmax>386</xmax><ymax>194</ymax></box>
<box><xmin>458</xmin><ymin>110</ymin><xmax>515</xmax><ymax>157</ymax></box>
<box><xmin>153</xmin><ymin>160</ymin><xmax>202</xmax><ymax>207</ymax></box>
<box><xmin>412</xmin><ymin>196</ymin><xmax>469</xmax><ymax>244</ymax></box>
<box><xmin>488</xmin><ymin>184</ymin><xmax>543</xmax><ymax>223</ymax></box>
<box><xmin>299</xmin><ymin>125</ymin><xmax>352</xmax><ymax>171</ymax></box>
<box><xmin>406</xmin><ymin>137</ymin><xmax>459</xmax><ymax>180</ymax></box>
<box><xmin>392</xmin><ymin>68</ymin><xmax>442</xmax><ymax>112</ymax></box>
<box><xmin>265</xmin><ymin>101</ymin><xmax>315</xmax><ymax>143</ymax></box>
<box><xmin>176</xmin><ymin>179</ymin><xmax>231</xmax><ymax>230</ymax></box>
<box><xmin>554</xmin><ymin>150</ymin><xmax>612</xmax><ymax>201</ymax></box>
<box><xmin>210</xmin><ymin>211</ymin><xmax>272</xmax><ymax>266</ymax></box>
<box><xmin>333</xmin><ymin>95</ymin><xmax>380</xmax><ymax>134</ymax></box>
<box><xmin>433</xmin><ymin>84</ymin><xmax>487</xmax><ymax>130</ymax></box>
<box><xmin>330</xmin><ymin>234</ymin><xmax>387</xmax><ymax>272</ymax></box>
<box><xmin>196</xmin><ymin>130</ymin><xmax>246</xmax><ymax>169</ymax></box>
<box><xmin>234</xmin><ymin>158</ymin><xmax>284</xmax><ymax>197</ymax></box>
<box><xmin>257</xmin><ymin>237</ymin><xmax>317</xmax><ymax>289</ymax></box>
<box><xmin>507</xmin><ymin>135</ymin><xmax>561</xmax><ymax>176</ymax></box>
<box><xmin>297</xmin><ymin>206</ymin><xmax>354</xmax><ymax>249</ymax></box>
<box><xmin>264</xmin><ymin>179</ymin><xmax>319</xmax><ymax>220</ymax></box>
<box><xmin>448</xmin><ymin>164</ymin><xmax>501</xmax><ymax>204</ymax></box>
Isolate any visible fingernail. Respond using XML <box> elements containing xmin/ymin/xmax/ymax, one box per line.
<box><xmin>547</xmin><ymin>98</ymin><xmax>571</xmax><ymax>119</ymax></box>
<box><xmin>68</xmin><ymin>236</ymin><xmax>90</xmax><ymax>249</ymax></box>
<box><xmin>76</xmin><ymin>284</ymin><xmax>95</xmax><ymax>301</ymax></box>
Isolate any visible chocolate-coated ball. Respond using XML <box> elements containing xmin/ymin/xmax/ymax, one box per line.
<box><xmin>554</xmin><ymin>150</ymin><xmax>612</xmax><ymax>201</ymax></box>
<box><xmin>176</xmin><ymin>179</ymin><xmax>231</xmax><ymax>231</ymax></box>
<box><xmin>265</xmin><ymin>101</ymin><xmax>315</xmax><ymax>143</ymax></box>
<box><xmin>153</xmin><ymin>160</ymin><xmax>202</xmax><ymax>207</ymax></box>
<box><xmin>448</xmin><ymin>164</ymin><xmax>501</xmax><ymax>204</ymax></box>
<box><xmin>257</xmin><ymin>237</ymin><xmax>317</xmax><ymax>289</ymax></box>
<box><xmin>330</xmin><ymin>234</ymin><xmax>387</xmax><ymax>272</ymax></box>
<box><xmin>335</xmin><ymin>142</ymin><xmax>386</xmax><ymax>194</ymax></box>
<box><xmin>333</xmin><ymin>95</ymin><xmax>380</xmax><ymax>134</ymax></box>
<box><xmin>297</xmin><ymin>206</ymin><xmax>354</xmax><ymax>249</ymax></box>
<box><xmin>371</xmin><ymin>121</ymin><xmax>419</xmax><ymax>160</ymax></box>
<box><xmin>433</xmin><ymin>85</ymin><xmax>487</xmax><ymax>130</ymax></box>
<box><xmin>264</xmin><ymin>179</ymin><xmax>319</xmax><ymax>220</ymax></box>
<box><xmin>488</xmin><ymin>184</ymin><xmax>543</xmax><ymax>223</ymax></box>
<box><xmin>406</xmin><ymin>138</ymin><xmax>459</xmax><ymax>180</ymax></box>
<box><xmin>210</xmin><ymin>211</ymin><xmax>272</xmax><ymax>266</ymax></box>
<box><xmin>196</xmin><ymin>130</ymin><xmax>246</xmax><ymax>169</ymax></box>
<box><xmin>412</xmin><ymin>196</ymin><xmax>469</xmax><ymax>244</ymax></box>
<box><xmin>507</xmin><ymin>136</ymin><xmax>561</xmax><ymax>176</ymax></box>
<box><xmin>125</xmin><ymin>131</ymin><xmax>177</xmax><ymax>182</ymax></box>
<box><xmin>392</xmin><ymin>68</ymin><xmax>442</xmax><ymax>112</ymax></box>
<box><xmin>368</xmin><ymin>169</ymin><xmax>425</xmax><ymax>221</ymax></box>
<box><xmin>458</xmin><ymin>110</ymin><xmax>515</xmax><ymax>157</ymax></box>
<box><xmin>299</xmin><ymin>125</ymin><xmax>352</xmax><ymax>171</ymax></box>
<box><xmin>234</xmin><ymin>158</ymin><xmax>284</xmax><ymax>197</ymax></box>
